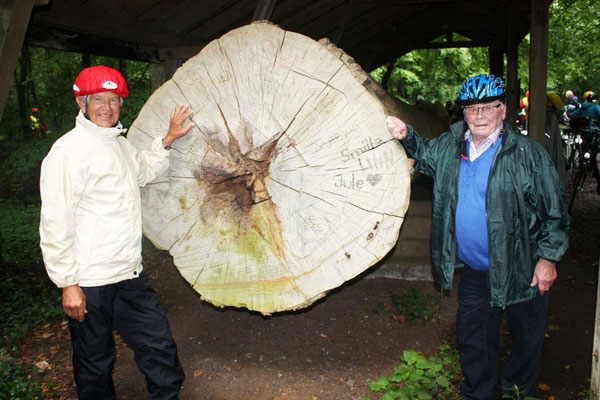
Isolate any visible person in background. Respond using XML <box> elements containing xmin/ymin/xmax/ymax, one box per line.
<box><xmin>519</xmin><ymin>90</ymin><xmax>529</xmax><ymax>131</ymax></box>
<box><xmin>29</xmin><ymin>107</ymin><xmax>46</xmax><ymax>137</ymax></box>
<box><xmin>565</xmin><ymin>90</ymin><xmax>580</xmax><ymax>108</ymax></box>
<box><xmin>572</xmin><ymin>91</ymin><xmax>600</xmax><ymax>125</ymax></box>
<box><xmin>545</xmin><ymin>92</ymin><xmax>568</xmax><ymax>189</ymax></box>
<box><xmin>386</xmin><ymin>74</ymin><xmax>570</xmax><ymax>400</ymax></box>
<box><xmin>39</xmin><ymin>65</ymin><xmax>194</xmax><ymax>400</ymax></box>
<box><xmin>570</xmin><ymin>91</ymin><xmax>600</xmax><ymax>193</ymax></box>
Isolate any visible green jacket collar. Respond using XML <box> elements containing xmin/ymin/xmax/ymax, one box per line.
<box><xmin>449</xmin><ymin>120</ymin><xmax>519</xmax><ymax>152</ymax></box>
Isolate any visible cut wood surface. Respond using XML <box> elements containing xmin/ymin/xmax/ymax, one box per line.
<box><xmin>128</xmin><ymin>22</ymin><xmax>414</xmax><ymax>315</ymax></box>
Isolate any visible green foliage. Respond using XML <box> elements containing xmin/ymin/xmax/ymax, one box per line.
<box><xmin>391</xmin><ymin>286</ymin><xmax>436</xmax><ymax>325</ymax></box>
<box><xmin>502</xmin><ymin>384</ymin><xmax>540</xmax><ymax>400</ymax></box>
<box><xmin>0</xmin><ymin>347</ymin><xmax>42</xmax><ymax>400</ymax></box>
<box><xmin>362</xmin><ymin>344</ymin><xmax>461</xmax><ymax>400</ymax></box>
<box><xmin>547</xmin><ymin>0</ymin><xmax>600</xmax><ymax>96</ymax></box>
<box><xmin>368</xmin><ymin>286</ymin><xmax>436</xmax><ymax>325</ymax></box>
<box><xmin>370</xmin><ymin>39</ymin><xmax>489</xmax><ymax>105</ymax></box>
<box><xmin>0</xmin><ymin>47</ymin><xmax>152</xmax><ymax>140</ymax></box>
<box><xmin>370</xmin><ymin>302</ymin><xmax>388</xmax><ymax>314</ymax></box>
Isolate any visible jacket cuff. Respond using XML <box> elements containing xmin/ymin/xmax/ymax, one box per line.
<box><xmin>151</xmin><ymin>136</ymin><xmax>170</xmax><ymax>156</ymax></box>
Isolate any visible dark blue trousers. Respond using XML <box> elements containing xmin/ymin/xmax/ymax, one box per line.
<box><xmin>457</xmin><ymin>266</ymin><xmax>548</xmax><ymax>400</ymax></box>
<box><xmin>68</xmin><ymin>271</ymin><xmax>184</xmax><ymax>400</ymax></box>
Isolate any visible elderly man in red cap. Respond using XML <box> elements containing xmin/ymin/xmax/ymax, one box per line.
<box><xmin>39</xmin><ymin>65</ymin><xmax>193</xmax><ymax>400</ymax></box>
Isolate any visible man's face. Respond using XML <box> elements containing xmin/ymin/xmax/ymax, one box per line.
<box><xmin>464</xmin><ymin>101</ymin><xmax>506</xmax><ymax>139</ymax></box>
<box><xmin>76</xmin><ymin>91</ymin><xmax>121</xmax><ymax>128</ymax></box>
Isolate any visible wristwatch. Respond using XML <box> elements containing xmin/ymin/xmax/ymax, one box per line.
<box><xmin>162</xmin><ymin>140</ymin><xmax>171</xmax><ymax>150</ymax></box>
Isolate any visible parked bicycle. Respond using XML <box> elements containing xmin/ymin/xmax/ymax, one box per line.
<box><xmin>563</xmin><ymin>116</ymin><xmax>585</xmax><ymax>172</ymax></box>
<box><xmin>567</xmin><ymin>116</ymin><xmax>600</xmax><ymax>212</ymax></box>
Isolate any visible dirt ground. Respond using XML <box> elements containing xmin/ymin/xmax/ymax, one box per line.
<box><xmin>18</xmin><ymin>173</ymin><xmax>599</xmax><ymax>400</ymax></box>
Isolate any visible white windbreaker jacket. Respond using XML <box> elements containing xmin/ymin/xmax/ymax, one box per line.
<box><xmin>39</xmin><ymin>111</ymin><xmax>169</xmax><ymax>288</ymax></box>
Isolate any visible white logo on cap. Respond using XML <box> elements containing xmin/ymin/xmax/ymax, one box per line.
<box><xmin>102</xmin><ymin>81</ymin><xmax>118</xmax><ymax>89</ymax></box>
<box><xmin>73</xmin><ymin>84</ymin><xmax>80</xmax><ymax>92</ymax></box>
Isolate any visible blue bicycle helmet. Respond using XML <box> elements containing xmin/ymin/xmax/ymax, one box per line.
<box><xmin>458</xmin><ymin>74</ymin><xmax>505</xmax><ymax>105</ymax></box>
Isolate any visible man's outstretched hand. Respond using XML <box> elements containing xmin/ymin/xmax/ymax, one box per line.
<box><xmin>386</xmin><ymin>116</ymin><xmax>408</xmax><ymax>140</ymax></box>
<box><xmin>162</xmin><ymin>104</ymin><xmax>195</xmax><ymax>147</ymax></box>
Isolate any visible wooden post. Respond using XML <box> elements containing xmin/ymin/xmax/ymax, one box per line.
<box><xmin>0</xmin><ymin>0</ymin><xmax>34</xmax><ymax>123</ymax></box>
<box><xmin>151</xmin><ymin>63</ymin><xmax>166</xmax><ymax>92</ymax></box>
<box><xmin>506</xmin><ymin>0</ymin><xmax>520</xmax><ymax>129</ymax></box>
<box><xmin>591</xmin><ymin>256</ymin><xmax>600</xmax><ymax>399</ymax></box>
<box><xmin>164</xmin><ymin>59</ymin><xmax>182</xmax><ymax>81</ymax></box>
<box><xmin>251</xmin><ymin>0</ymin><xmax>277</xmax><ymax>21</ymax></box>
<box><xmin>488</xmin><ymin>42</ymin><xmax>503</xmax><ymax>78</ymax></box>
<box><xmin>528</xmin><ymin>0</ymin><xmax>550</xmax><ymax>145</ymax></box>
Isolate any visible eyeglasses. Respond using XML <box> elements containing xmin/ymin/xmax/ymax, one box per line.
<box><xmin>463</xmin><ymin>103</ymin><xmax>503</xmax><ymax>115</ymax></box>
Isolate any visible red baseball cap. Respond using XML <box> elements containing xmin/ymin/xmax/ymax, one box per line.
<box><xmin>73</xmin><ymin>65</ymin><xmax>129</xmax><ymax>98</ymax></box>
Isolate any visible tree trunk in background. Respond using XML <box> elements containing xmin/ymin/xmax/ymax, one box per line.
<box><xmin>128</xmin><ymin>22</ymin><xmax>446</xmax><ymax>315</ymax></box>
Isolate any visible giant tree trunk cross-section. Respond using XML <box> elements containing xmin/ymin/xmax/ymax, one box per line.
<box><xmin>128</xmin><ymin>22</ymin><xmax>412</xmax><ymax>315</ymax></box>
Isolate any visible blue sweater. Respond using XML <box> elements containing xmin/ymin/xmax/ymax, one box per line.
<box><xmin>455</xmin><ymin>141</ymin><xmax>500</xmax><ymax>270</ymax></box>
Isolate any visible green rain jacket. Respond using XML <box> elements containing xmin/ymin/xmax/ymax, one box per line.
<box><xmin>401</xmin><ymin>120</ymin><xmax>570</xmax><ymax>308</ymax></box>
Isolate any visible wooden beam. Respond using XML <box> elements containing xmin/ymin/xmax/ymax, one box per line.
<box><xmin>278</xmin><ymin>0</ymin><xmax>347</xmax><ymax>34</ymax></box>
<box><xmin>28</xmin><ymin>25</ymin><xmax>160</xmax><ymax>63</ymax></box>
<box><xmin>30</xmin><ymin>1</ymin><xmax>192</xmax><ymax>49</ymax></box>
<box><xmin>420</xmin><ymin>40</ymin><xmax>487</xmax><ymax>49</ymax></box>
<box><xmin>332</xmin><ymin>3</ymin><xmax>354</xmax><ymax>46</ymax></box>
<box><xmin>528</xmin><ymin>0</ymin><xmax>550</xmax><ymax>145</ymax></box>
<box><xmin>0</xmin><ymin>0</ymin><xmax>35</xmax><ymax>124</ymax></box>
<box><xmin>159</xmin><ymin>45</ymin><xmax>202</xmax><ymax>61</ymax></box>
<box><xmin>252</xmin><ymin>0</ymin><xmax>277</xmax><ymax>21</ymax></box>
<box><xmin>154</xmin><ymin>0</ymin><xmax>239</xmax><ymax>35</ymax></box>
<box><xmin>183</xmin><ymin>1</ymin><xmax>257</xmax><ymax>42</ymax></box>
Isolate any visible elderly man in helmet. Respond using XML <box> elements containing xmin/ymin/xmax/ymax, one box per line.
<box><xmin>387</xmin><ymin>74</ymin><xmax>570</xmax><ymax>399</ymax></box>
<box><xmin>39</xmin><ymin>65</ymin><xmax>193</xmax><ymax>399</ymax></box>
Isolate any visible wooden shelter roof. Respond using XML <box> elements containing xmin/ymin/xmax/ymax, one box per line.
<box><xmin>28</xmin><ymin>0</ymin><xmax>532</xmax><ymax>70</ymax></box>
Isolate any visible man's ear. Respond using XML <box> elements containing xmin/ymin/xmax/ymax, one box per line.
<box><xmin>75</xmin><ymin>96</ymin><xmax>86</xmax><ymax>113</ymax></box>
